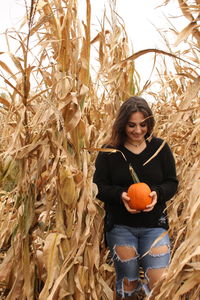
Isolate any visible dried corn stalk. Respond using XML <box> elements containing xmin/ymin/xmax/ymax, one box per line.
<box><xmin>0</xmin><ymin>0</ymin><xmax>138</xmax><ymax>299</ymax></box>
<box><xmin>148</xmin><ymin>1</ymin><xmax>200</xmax><ymax>299</ymax></box>
<box><xmin>0</xmin><ymin>0</ymin><xmax>199</xmax><ymax>299</ymax></box>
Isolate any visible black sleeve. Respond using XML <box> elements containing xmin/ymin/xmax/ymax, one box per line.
<box><xmin>93</xmin><ymin>152</ymin><xmax>125</xmax><ymax>205</ymax></box>
<box><xmin>150</xmin><ymin>142</ymin><xmax>178</xmax><ymax>203</ymax></box>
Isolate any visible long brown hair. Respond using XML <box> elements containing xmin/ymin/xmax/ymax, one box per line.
<box><xmin>107</xmin><ymin>96</ymin><xmax>155</xmax><ymax>147</ymax></box>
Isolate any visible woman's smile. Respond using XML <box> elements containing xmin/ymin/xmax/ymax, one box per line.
<box><xmin>125</xmin><ymin>111</ymin><xmax>147</xmax><ymax>145</ymax></box>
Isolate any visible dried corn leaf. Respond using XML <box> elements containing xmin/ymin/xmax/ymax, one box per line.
<box><xmin>174</xmin><ymin>22</ymin><xmax>199</xmax><ymax>46</ymax></box>
<box><xmin>178</xmin><ymin>0</ymin><xmax>194</xmax><ymax>21</ymax></box>
<box><xmin>58</xmin><ymin>165</ymin><xmax>76</xmax><ymax>207</ymax></box>
<box><xmin>39</xmin><ymin>233</ymin><xmax>66</xmax><ymax>300</ymax></box>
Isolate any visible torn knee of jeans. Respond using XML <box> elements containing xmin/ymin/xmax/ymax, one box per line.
<box><xmin>123</xmin><ymin>277</ymin><xmax>138</xmax><ymax>290</ymax></box>
<box><xmin>118</xmin><ymin>277</ymin><xmax>140</xmax><ymax>298</ymax></box>
<box><xmin>149</xmin><ymin>244</ymin><xmax>169</xmax><ymax>257</ymax></box>
<box><xmin>114</xmin><ymin>245</ymin><xmax>138</xmax><ymax>262</ymax></box>
<box><xmin>145</xmin><ymin>266</ymin><xmax>167</xmax><ymax>290</ymax></box>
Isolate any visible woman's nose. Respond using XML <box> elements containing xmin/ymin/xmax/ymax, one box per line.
<box><xmin>134</xmin><ymin>125</ymin><xmax>142</xmax><ymax>133</ymax></box>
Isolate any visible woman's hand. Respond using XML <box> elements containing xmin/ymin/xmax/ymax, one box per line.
<box><xmin>121</xmin><ymin>192</ymin><xmax>141</xmax><ymax>214</ymax></box>
<box><xmin>143</xmin><ymin>191</ymin><xmax>157</xmax><ymax>212</ymax></box>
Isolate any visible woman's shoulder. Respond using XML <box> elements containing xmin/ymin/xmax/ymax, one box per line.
<box><xmin>150</xmin><ymin>137</ymin><xmax>172</xmax><ymax>154</ymax></box>
<box><xmin>95</xmin><ymin>144</ymin><xmax>119</xmax><ymax>159</ymax></box>
<box><xmin>102</xmin><ymin>144</ymin><xmax>115</xmax><ymax>149</ymax></box>
<box><xmin>150</xmin><ymin>136</ymin><xmax>165</xmax><ymax>146</ymax></box>
<box><xmin>98</xmin><ymin>144</ymin><xmax>117</xmax><ymax>154</ymax></box>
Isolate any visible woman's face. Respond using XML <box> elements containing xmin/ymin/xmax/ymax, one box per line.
<box><xmin>125</xmin><ymin>111</ymin><xmax>148</xmax><ymax>144</ymax></box>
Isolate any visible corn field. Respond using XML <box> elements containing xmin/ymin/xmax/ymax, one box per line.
<box><xmin>0</xmin><ymin>0</ymin><xmax>199</xmax><ymax>299</ymax></box>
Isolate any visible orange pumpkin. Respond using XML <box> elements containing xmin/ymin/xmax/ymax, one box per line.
<box><xmin>127</xmin><ymin>182</ymin><xmax>152</xmax><ymax>210</ymax></box>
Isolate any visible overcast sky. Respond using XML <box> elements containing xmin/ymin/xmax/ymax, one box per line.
<box><xmin>0</xmin><ymin>0</ymin><xmax>187</xmax><ymax>90</ymax></box>
<box><xmin>0</xmin><ymin>0</ymin><xmax>187</xmax><ymax>46</ymax></box>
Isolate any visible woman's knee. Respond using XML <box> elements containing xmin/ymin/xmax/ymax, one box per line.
<box><xmin>150</xmin><ymin>244</ymin><xmax>169</xmax><ymax>256</ymax></box>
<box><xmin>146</xmin><ymin>244</ymin><xmax>169</xmax><ymax>289</ymax></box>
<box><xmin>115</xmin><ymin>245</ymin><xmax>137</xmax><ymax>261</ymax></box>
<box><xmin>114</xmin><ymin>245</ymin><xmax>140</xmax><ymax>296</ymax></box>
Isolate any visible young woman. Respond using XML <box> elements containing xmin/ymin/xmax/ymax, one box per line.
<box><xmin>93</xmin><ymin>96</ymin><xmax>178</xmax><ymax>300</ymax></box>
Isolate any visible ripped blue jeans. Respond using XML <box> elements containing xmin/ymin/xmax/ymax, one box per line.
<box><xmin>106</xmin><ymin>225</ymin><xmax>170</xmax><ymax>298</ymax></box>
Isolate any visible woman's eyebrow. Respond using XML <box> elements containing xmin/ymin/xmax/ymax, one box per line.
<box><xmin>127</xmin><ymin>120</ymin><xmax>146</xmax><ymax>125</ymax></box>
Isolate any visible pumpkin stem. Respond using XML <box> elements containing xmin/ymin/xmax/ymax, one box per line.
<box><xmin>129</xmin><ymin>164</ymin><xmax>140</xmax><ymax>183</ymax></box>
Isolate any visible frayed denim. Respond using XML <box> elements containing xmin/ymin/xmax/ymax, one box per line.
<box><xmin>106</xmin><ymin>225</ymin><xmax>170</xmax><ymax>298</ymax></box>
